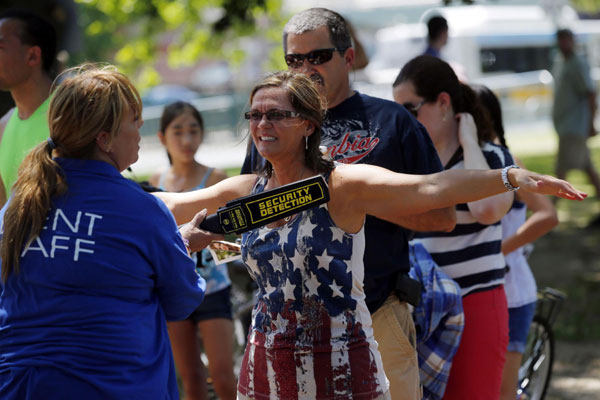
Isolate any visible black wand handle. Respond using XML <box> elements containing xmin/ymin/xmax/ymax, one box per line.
<box><xmin>199</xmin><ymin>213</ymin><xmax>225</xmax><ymax>233</ymax></box>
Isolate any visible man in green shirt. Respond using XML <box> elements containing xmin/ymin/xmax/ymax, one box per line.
<box><xmin>0</xmin><ymin>9</ymin><xmax>56</xmax><ymax>207</ymax></box>
<box><xmin>552</xmin><ymin>28</ymin><xmax>600</xmax><ymax>198</ymax></box>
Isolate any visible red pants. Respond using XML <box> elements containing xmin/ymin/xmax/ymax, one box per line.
<box><xmin>443</xmin><ymin>286</ymin><xmax>509</xmax><ymax>400</ymax></box>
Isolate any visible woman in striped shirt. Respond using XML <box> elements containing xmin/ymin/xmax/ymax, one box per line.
<box><xmin>393</xmin><ymin>55</ymin><xmax>515</xmax><ymax>400</ymax></box>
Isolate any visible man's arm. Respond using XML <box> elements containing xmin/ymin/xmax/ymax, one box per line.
<box><xmin>394</xmin><ymin>207</ymin><xmax>456</xmax><ymax>232</ymax></box>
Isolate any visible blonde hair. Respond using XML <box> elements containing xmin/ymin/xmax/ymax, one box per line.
<box><xmin>249</xmin><ymin>70</ymin><xmax>333</xmax><ymax>177</ymax></box>
<box><xmin>1</xmin><ymin>63</ymin><xmax>142</xmax><ymax>282</ymax></box>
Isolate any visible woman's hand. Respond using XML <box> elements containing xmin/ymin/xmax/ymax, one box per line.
<box><xmin>179</xmin><ymin>209</ymin><xmax>224</xmax><ymax>253</ymax></box>
<box><xmin>511</xmin><ymin>169</ymin><xmax>587</xmax><ymax>201</ymax></box>
<box><xmin>456</xmin><ymin>112</ymin><xmax>479</xmax><ymax>147</ymax></box>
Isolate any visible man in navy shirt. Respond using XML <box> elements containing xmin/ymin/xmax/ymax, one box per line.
<box><xmin>241</xmin><ymin>8</ymin><xmax>456</xmax><ymax>399</ymax></box>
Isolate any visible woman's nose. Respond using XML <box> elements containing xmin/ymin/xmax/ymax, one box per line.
<box><xmin>257</xmin><ymin>114</ymin><xmax>272</xmax><ymax>127</ymax></box>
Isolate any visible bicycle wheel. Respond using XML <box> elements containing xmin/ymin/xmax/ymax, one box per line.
<box><xmin>518</xmin><ymin>315</ymin><xmax>554</xmax><ymax>400</ymax></box>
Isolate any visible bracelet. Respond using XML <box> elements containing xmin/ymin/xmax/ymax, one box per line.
<box><xmin>501</xmin><ymin>165</ymin><xmax>520</xmax><ymax>191</ymax></box>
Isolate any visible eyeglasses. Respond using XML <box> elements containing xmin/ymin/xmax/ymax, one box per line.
<box><xmin>402</xmin><ymin>100</ymin><xmax>427</xmax><ymax>118</ymax></box>
<box><xmin>244</xmin><ymin>109</ymin><xmax>303</xmax><ymax>122</ymax></box>
<box><xmin>284</xmin><ymin>48</ymin><xmax>347</xmax><ymax>68</ymax></box>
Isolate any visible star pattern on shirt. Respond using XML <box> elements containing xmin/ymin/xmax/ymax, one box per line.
<box><xmin>270</xmin><ymin>252</ymin><xmax>284</xmax><ymax>272</ymax></box>
<box><xmin>330</xmin><ymin>226</ymin><xmax>345</xmax><ymax>244</ymax></box>
<box><xmin>316</xmin><ymin>249</ymin><xmax>334</xmax><ymax>271</ymax></box>
<box><xmin>288</xmin><ymin>248</ymin><xmax>306</xmax><ymax>271</ymax></box>
<box><xmin>278</xmin><ymin>224</ymin><xmax>293</xmax><ymax>247</ymax></box>
<box><xmin>329</xmin><ymin>281</ymin><xmax>344</xmax><ymax>298</ymax></box>
<box><xmin>304</xmin><ymin>271</ymin><xmax>320</xmax><ymax>297</ymax></box>
<box><xmin>297</xmin><ymin>216</ymin><xmax>317</xmax><ymax>240</ymax></box>
<box><xmin>241</xmin><ymin>183</ymin><xmax>361</xmax><ymax>321</ymax></box>
<box><xmin>340</xmin><ymin>259</ymin><xmax>350</xmax><ymax>274</ymax></box>
<box><xmin>272</xmin><ymin>313</ymin><xmax>288</xmax><ymax>333</ymax></box>
<box><xmin>263</xmin><ymin>278</ymin><xmax>277</xmax><ymax>299</ymax></box>
<box><xmin>282</xmin><ymin>278</ymin><xmax>296</xmax><ymax>302</ymax></box>
<box><xmin>243</xmin><ymin>252</ymin><xmax>260</xmax><ymax>277</ymax></box>
<box><xmin>254</xmin><ymin>226</ymin><xmax>270</xmax><ymax>243</ymax></box>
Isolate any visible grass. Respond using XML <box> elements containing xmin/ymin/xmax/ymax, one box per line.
<box><xmin>519</xmin><ymin>147</ymin><xmax>600</xmax><ymax>341</ymax></box>
<box><xmin>225</xmin><ymin>166</ymin><xmax>242</xmax><ymax>177</ymax></box>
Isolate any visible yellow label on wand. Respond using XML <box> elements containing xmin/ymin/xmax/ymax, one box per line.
<box><xmin>207</xmin><ymin>175</ymin><xmax>330</xmax><ymax>234</ymax></box>
<box><xmin>245</xmin><ymin>180</ymin><xmax>326</xmax><ymax>224</ymax></box>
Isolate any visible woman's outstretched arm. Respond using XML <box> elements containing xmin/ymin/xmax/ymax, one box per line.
<box><xmin>331</xmin><ymin>163</ymin><xmax>585</xmax><ymax>229</ymax></box>
<box><xmin>154</xmin><ymin>174</ymin><xmax>257</xmax><ymax>225</ymax></box>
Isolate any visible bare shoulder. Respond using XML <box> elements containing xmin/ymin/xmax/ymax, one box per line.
<box><xmin>0</xmin><ymin>107</ymin><xmax>15</xmax><ymax>145</ymax></box>
<box><xmin>329</xmin><ymin>163</ymin><xmax>368</xmax><ymax>184</ymax></box>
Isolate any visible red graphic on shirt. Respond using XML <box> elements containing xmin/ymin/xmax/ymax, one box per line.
<box><xmin>323</xmin><ymin>131</ymin><xmax>380</xmax><ymax>164</ymax></box>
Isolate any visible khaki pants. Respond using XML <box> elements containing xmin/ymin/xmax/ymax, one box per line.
<box><xmin>372</xmin><ymin>294</ymin><xmax>421</xmax><ymax>400</ymax></box>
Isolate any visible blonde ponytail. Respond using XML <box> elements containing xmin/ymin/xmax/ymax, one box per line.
<box><xmin>1</xmin><ymin>139</ymin><xmax>67</xmax><ymax>281</ymax></box>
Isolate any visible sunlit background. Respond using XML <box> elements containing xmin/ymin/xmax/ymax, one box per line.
<box><xmin>2</xmin><ymin>1</ymin><xmax>600</xmax><ymax>398</ymax></box>
<box><xmin>1</xmin><ymin>0</ymin><xmax>598</xmax><ymax>174</ymax></box>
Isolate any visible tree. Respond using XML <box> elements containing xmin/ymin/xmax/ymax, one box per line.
<box><xmin>74</xmin><ymin>0</ymin><xmax>287</xmax><ymax>88</ymax></box>
<box><xmin>570</xmin><ymin>0</ymin><xmax>600</xmax><ymax>15</ymax></box>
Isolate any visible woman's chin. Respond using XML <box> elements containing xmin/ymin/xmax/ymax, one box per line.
<box><xmin>255</xmin><ymin>143</ymin><xmax>277</xmax><ymax>159</ymax></box>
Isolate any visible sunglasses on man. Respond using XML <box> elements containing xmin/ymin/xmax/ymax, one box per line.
<box><xmin>284</xmin><ymin>48</ymin><xmax>348</xmax><ymax>69</ymax></box>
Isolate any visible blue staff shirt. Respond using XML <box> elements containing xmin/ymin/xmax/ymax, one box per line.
<box><xmin>0</xmin><ymin>158</ymin><xmax>205</xmax><ymax>400</ymax></box>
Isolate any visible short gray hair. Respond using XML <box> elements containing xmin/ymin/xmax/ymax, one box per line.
<box><xmin>283</xmin><ymin>8</ymin><xmax>352</xmax><ymax>53</ymax></box>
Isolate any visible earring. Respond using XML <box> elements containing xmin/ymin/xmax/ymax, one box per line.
<box><xmin>305</xmin><ymin>136</ymin><xmax>308</xmax><ymax>150</ymax></box>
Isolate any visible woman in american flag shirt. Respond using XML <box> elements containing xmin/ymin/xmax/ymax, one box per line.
<box><xmin>157</xmin><ymin>71</ymin><xmax>584</xmax><ymax>400</ymax></box>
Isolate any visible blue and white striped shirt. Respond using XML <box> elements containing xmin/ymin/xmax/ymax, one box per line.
<box><xmin>412</xmin><ymin>143</ymin><xmax>514</xmax><ymax>297</ymax></box>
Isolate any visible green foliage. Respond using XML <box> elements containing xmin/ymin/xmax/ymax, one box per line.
<box><xmin>570</xmin><ymin>0</ymin><xmax>600</xmax><ymax>14</ymax></box>
<box><xmin>73</xmin><ymin>0</ymin><xmax>287</xmax><ymax>88</ymax></box>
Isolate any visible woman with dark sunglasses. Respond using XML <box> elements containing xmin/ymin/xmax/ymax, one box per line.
<box><xmin>157</xmin><ymin>70</ymin><xmax>584</xmax><ymax>400</ymax></box>
<box><xmin>393</xmin><ymin>55</ymin><xmax>518</xmax><ymax>400</ymax></box>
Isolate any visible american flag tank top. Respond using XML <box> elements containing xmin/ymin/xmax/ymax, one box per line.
<box><xmin>238</xmin><ymin>175</ymin><xmax>388</xmax><ymax>399</ymax></box>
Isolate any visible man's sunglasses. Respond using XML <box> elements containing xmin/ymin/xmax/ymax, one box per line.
<box><xmin>402</xmin><ymin>100</ymin><xmax>427</xmax><ymax>118</ymax></box>
<box><xmin>244</xmin><ymin>109</ymin><xmax>303</xmax><ymax>122</ymax></box>
<box><xmin>284</xmin><ymin>48</ymin><xmax>348</xmax><ymax>68</ymax></box>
